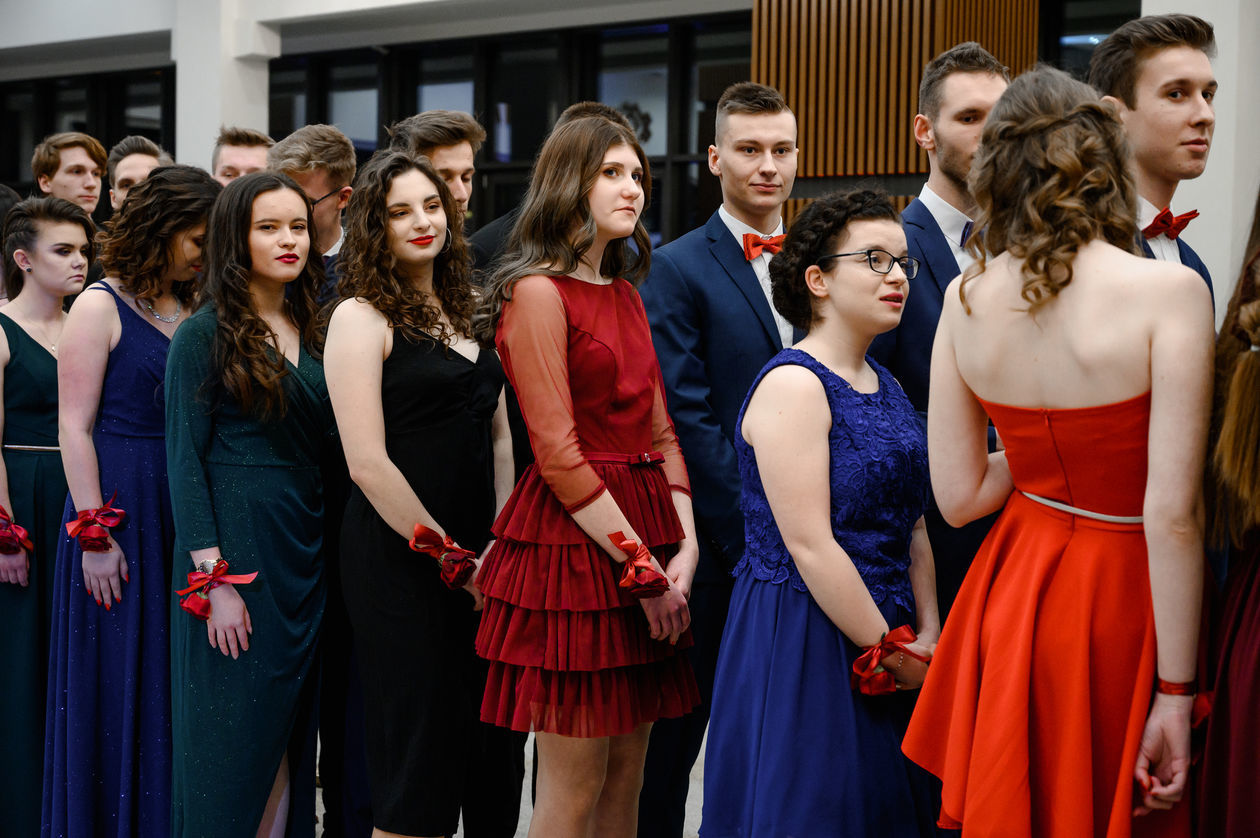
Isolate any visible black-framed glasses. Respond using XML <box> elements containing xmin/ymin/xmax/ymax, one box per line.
<box><xmin>819</xmin><ymin>248</ymin><xmax>919</xmax><ymax>279</ymax></box>
<box><xmin>310</xmin><ymin>186</ymin><xmax>342</xmax><ymax>206</ymax></box>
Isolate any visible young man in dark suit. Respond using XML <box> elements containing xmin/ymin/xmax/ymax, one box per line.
<box><xmin>637</xmin><ymin>81</ymin><xmax>798</xmax><ymax>837</ymax></box>
<box><xmin>1088</xmin><ymin>14</ymin><xmax>1216</xmax><ymax>297</ymax></box>
<box><xmin>869</xmin><ymin>42</ymin><xmax>1008</xmax><ymax>620</ymax></box>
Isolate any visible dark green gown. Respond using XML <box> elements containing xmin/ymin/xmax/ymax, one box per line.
<box><xmin>165</xmin><ymin>307</ymin><xmax>336</xmax><ymax>837</ymax></box>
<box><xmin>0</xmin><ymin>313</ymin><xmax>68</xmax><ymax>838</ymax></box>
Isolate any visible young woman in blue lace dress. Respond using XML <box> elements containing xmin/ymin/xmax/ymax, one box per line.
<box><xmin>701</xmin><ymin>190</ymin><xmax>943</xmax><ymax>838</ymax></box>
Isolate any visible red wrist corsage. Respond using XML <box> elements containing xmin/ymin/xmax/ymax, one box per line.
<box><xmin>0</xmin><ymin>503</ymin><xmax>33</xmax><ymax>554</ymax></box>
<box><xmin>409</xmin><ymin>524</ymin><xmax>477</xmax><ymax>589</ymax></box>
<box><xmin>609</xmin><ymin>531</ymin><xmax>669</xmax><ymax>599</ymax></box>
<box><xmin>65</xmin><ymin>491</ymin><xmax>126</xmax><ymax>552</ymax></box>
<box><xmin>175</xmin><ymin>559</ymin><xmax>259</xmax><ymax>620</ymax></box>
<box><xmin>851</xmin><ymin>625</ymin><xmax>931</xmax><ymax>695</ymax></box>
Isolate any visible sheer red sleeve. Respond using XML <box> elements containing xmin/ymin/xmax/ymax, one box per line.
<box><xmin>651</xmin><ymin>368</ymin><xmax>691</xmax><ymax>496</ymax></box>
<box><xmin>497</xmin><ymin>275</ymin><xmax>606</xmax><ymax>512</ymax></box>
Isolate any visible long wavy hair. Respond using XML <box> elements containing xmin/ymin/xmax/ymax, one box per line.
<box><xmin>960</xmin><ymin>65</ymin><xmax>1137</xmax><ymax>313</ymax></box>
<box><xmin>1208</xmin><ymin>188</ymin><xmax>1260</xmax><ymax>548</ymax></box>
<box><xmin>2</xmin><ymin>196</ymin><xmax>96</xmax><ymax>299</ymax></box>
<box><xmin>337</xmin><ymin>151</ymin><xmax>475</xmax><ymax>343</ymax></box>
<box><xmin>95</xmin><ymin>165</ymin><xmax>221</xmax><ymax>305</ymax></box>
<box><xmin>200</xmin><ymin>171</ymin><xmax>325</xmax><ymax>421</ymax></box>
<box><xmin>473</xmin><ymin>117</ymin><xmax>651</xmax><ymax>346</ymax></box>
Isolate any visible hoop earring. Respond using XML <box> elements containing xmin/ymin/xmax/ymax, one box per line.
<box><xmin>440</xmin><ymin>232</ymin><xmax>453</xmax><ymax>254</ymax></box>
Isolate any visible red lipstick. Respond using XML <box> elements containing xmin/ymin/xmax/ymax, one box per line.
<box><xmin>409</xmin><ymin>235</ymin><xmax>435</xmax><ymax>246</ymax></box>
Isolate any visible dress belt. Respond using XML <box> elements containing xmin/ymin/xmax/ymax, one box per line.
<box><xmin>585</xmin><ymin>451</ymin><xmax>664</xmax><ymax>466</ymax></box>
<box><xmin>1020</xmin><ymin>491</ymin><xmax>1143</xmax><ymax>524</ymax></box>
<box><xmin>3</xmin><ymin>443</ymin><xmax>59</xmax><ymax>452</ymax></box>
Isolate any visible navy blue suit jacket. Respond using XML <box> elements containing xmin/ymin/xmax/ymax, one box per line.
<box><xmin>869</xmin><ymin>197</ymin><xmax>956</xmax><ymax>413</ymax></box>
<box><xmin>640</xmin><ymin>211</ymin><xmax>787</xmax><ymax>579</ymax></box>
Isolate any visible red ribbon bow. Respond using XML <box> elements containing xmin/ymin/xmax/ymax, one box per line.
<box><xmin>742</xmin><ymin>233</ymin><xmax>786</xmax><ymax>261</ymax></box>
<box><xmin>175</xmin><ymin>559</ymin><xmax>259</xmax><ymax>621</ymax></box>
<box><xmin>609</xmin><ymin>531</ymin><xmax>669</xmax><ymax>599</ymax></box>
<box><xmin>1142</xmin><ymin>207</ymin><xmax>1199</xmax><ymax>240</ymax></box>
<box><xmin>850</xmin><ymin>625</ymin><xmax>931</xmax><ymax>695</ymax></box>
<box><xmin>65</xmin><ymin>491</ymin><xmax>126</xmax><ymax>552</ymax></box>
<box><xmin>409</xmin><ymin>524</ymin><xmax>478</xmax><ymax>589</ymax></box>
<box><xmin>0</xmin><ymin>503</ymin><xmax>32</xmax><ymax>555</ymax></box>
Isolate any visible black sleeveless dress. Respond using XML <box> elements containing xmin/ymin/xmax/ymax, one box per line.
<box><xmin>340</xmin><ymin>330</ymin><xmax>519</xmax><ymax>836</ymax></box>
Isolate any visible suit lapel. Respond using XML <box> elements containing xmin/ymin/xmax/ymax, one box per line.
<box><xmin>903</xmin><ymin>199</ymin><xmax>960</xmax><ymax>299</ymax></box>
<box><xmin>705</xmin><ymin>212</ymin><xmax>782</xmax><ymax>348</ymax></box>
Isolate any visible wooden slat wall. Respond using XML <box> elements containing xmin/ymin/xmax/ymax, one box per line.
<box><xmin>753</xmin><ymin>0</ymin><xmax>1039</xmax><ymax>179</ymax></box>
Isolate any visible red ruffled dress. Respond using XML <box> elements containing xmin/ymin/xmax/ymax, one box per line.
<box><xmin>476</xmin><ymin>274</ymin><xmax>700</xmax><ymax>737</ymax></box>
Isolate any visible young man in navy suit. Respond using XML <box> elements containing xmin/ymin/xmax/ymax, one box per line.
<box><xmin>1088</xmin><ymin>14</ymin><xmax>1216</xmax><ymax>297</ymax></box>
<box><xmin>869</xmin><ymin>43</ymin><xmax>1008</xmax><ymax>620</ymax></box>
<box><xmin>637</xmin><ymin>81</ymin><xmax>798</xmax><ymax>837</ymax></box>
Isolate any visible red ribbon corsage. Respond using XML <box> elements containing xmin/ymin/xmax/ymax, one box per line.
<box><xmin>609</xmin><ymin>531</ymin><xmax>669</xmax><ymax>599</ymax></box>
<box><xmin>409</xmin><ymin>524</ymin><xmax>478</xmax><ymax>589</ymax></box>
<box><xmin>0</xmin><ymin>503</ymin><xmax>33</xmax><ymax>555</ymax></box>
<box><xmin>65</xmin><ymin>491</ymin><xmax>126</xmax><ymax>552</ymax></box>
<box><xmin>851</xmin><ymin>625</ymin><xmax>931</xmax><ymax>695</ymax></box>
<box><xmin>175</xmin><ymin>559</ymin><xmax>259</xmax><ymax>621</ymax></box>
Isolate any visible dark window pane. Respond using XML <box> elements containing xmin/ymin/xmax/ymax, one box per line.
<box><xmin>599</xmin><ymin>30</ymin><xmax>669</xmax><ymax>157</ymax></box>
<box><xmin>674</xmin><ymin>161</ymin><xmax>721</xmax><ymax>239</ymax></box>
<box><xmin>487</xmin><ymin>41</ymin><xmax>562</xmax><ymax>162</ymax></box>
<box><xmin>53</xmin><ymin>80</ymin><xmax>90</xmax><ymax>134</ymax></box>
<box><xmin>328</xmin><ymin>62</ymin><xmax>379</xmax><ymax>154</ymax></box>
<box><xmin>1</xmin><ymin>87</ymin><xmax>37</xmax><ymax>184</ymax></box>
<box><xmin>417</xmin><ymin>53</ymin><xmax>474</xmax><ymax>114</ymax></box>
<box><xmin>270</xmin><ymin>67</ymin><xmax>308</xmax><ymax>140</ymax></box>
<box><xmin>123</xmin><ymin>78</ymin><xmax>163</xmax><ymax>141</ymax></box>
<box><xmin>689</xmin><ymin>24</ymin><xmax>751</xmax><ymax>154</ymax></box>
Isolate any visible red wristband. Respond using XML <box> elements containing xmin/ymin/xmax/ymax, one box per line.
<box><xmin>1156</xmin><ymin>678</ymin><xmax>1195</xmax><ymax>696</ymax></box>
<box><xmin>65</xmin><ymin>491</ymin><xmax>126</xmax><ymax>552</ymax></box>
<box><xmin>175</xmin><ymin>559</ymin><xmax>259</xmax><ymax>621</ymax></box>
<box><xmin>408</xmin><ymin>524</ymin><xmax>477</xmax><ymax>589</ymax></box>
<box><xmin>0</xmin><ymin>503</ymin><xmax>32</xmax><ymax>554</ymax></box>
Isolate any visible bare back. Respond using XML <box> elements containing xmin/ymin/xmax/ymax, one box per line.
<box><xmin>943</xmin><ymin>239</ymin><xmax>1207</xmax><ymax>409</ymax></box>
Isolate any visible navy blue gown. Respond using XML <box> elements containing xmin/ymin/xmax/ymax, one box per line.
<box><xmin>701</xmin><ymin>349</ymin><xmax>941</xmax><ymax>838</ymax></box>
<box><xmin>43</xmin><ymin>282</ymin><xmax>175</xmax><ymax>837</ymax></box>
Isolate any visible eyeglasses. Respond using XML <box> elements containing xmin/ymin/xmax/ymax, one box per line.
<box><xmin>818</xmin><ymin>249</ymin><xmax>919</xmax><ymax>279</ymax></box>
<box><xmin>309</xmin><ymin>187</ymin><xmax>343</xmax><ymax>206</ymax></box>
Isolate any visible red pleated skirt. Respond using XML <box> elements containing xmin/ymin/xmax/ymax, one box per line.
<box><xmin>475</xmin><ymin>457</ymin><xmax>699</xmax><ymax>737</ymax></box>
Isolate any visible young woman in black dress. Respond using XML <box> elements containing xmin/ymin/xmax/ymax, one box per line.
<box><xmin>324</xmin><ymin>151</ymin><xmax>516</xmax><ymax>838</ymax></box>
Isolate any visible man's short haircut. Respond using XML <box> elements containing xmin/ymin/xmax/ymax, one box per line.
<box><xmin>715</xmin><ymin>82</ymin><xmax>792</xmax><ymax>142</ymax></box>
<box><xmin>556</xmin><ymin>102</ymin><xmax>633</xmax><ymax>131</ymax></box>
<box><xmin>211</xmin><ymin>126</ymin><xmax>275</xmax><ymax>173</ymax></box>
<box><xmin>1087</xmin><ymin>14</ymin><xmax>1216</xmax><ymax>108</ymax></box>
<box><xmin>387</xmin><ymin>110</ymin><xmax>486</xmax><ymax>158</ymax></box>
<box><xmin>30</xmin><ymin>132</ymin><xmax>107</xmax><ymax>183</ymax></box>
<box><xmin>918</xmin><ymin>42</ymin><xmax>1010</xmax><ymax>120</ymax></box>
<box><xmin>107</xmin><ymin>135</ymin><xmax>173</xmax><ymax>187</ymax></box>
<box><xmin>267</xmin><ymin>124</ymin><xmax>357</xmax><ymax>188</ymax></box>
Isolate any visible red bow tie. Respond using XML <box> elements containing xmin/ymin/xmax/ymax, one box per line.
<box><xmin>742</xmin><ymin>233</ymin><xmax>786</xmax><ymax>260</ymax></box>
<box><xmin>1142</xmin><ymin>207</ymin><xmax>1199</xmax><ymax>240</ymax></box>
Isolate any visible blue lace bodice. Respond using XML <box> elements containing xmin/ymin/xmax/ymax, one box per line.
<box><xmin>733</xmin><ymin>349</ymin><xmax>930</xmax><ymax>612</ymax></box>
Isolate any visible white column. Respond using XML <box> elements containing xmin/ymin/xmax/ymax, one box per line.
<box><xmin>171</xmin><ymin>0</ymin><xmax>279</xmax><ymax>170</ymax></box>
<box><xmin>1141</xmin><ymin>0</ymin><xmax>1260</xmax><ymax>321</ymax></box>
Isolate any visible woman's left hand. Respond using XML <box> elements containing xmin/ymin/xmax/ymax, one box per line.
<box><xmin>0</xmin><ymin>550</ymin><xmax>28</xmax><ymax>586</ymax></box>
<box><xmin>1133</xmin><ymin>692</ymin><xmax>1192</xmax><ymax>816</ymax></box>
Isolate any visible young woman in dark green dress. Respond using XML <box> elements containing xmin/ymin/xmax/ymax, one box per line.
<box><xmin>166</xmin><ymin>171</ymin><xmax>335</xmax><ymax>838</ymax></box>
<box><xmin>0</xmin><ymin>196</ymin><xmax>92</xmax><ymax>837</ymax></box>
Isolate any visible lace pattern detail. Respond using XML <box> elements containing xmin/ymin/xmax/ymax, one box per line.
<box><xmin>733</xmin><ymin>349</ymin><xmax>929</xmax><ymax>612</ymax></box>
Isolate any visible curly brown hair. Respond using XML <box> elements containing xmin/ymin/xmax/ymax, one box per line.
<box><xmin>1208</xmin><ymin>187</ymin><xmax>1260</xmax><ymax>549</ymax></box>
<box><xmin>474</xmin><ymin>117</ymin><xmax>651</xmax><ymax>346</ymax></box>
<box><xmin>201</xmin><ymin>171</ymin><xmax>325</xmax><ymax>420</ymax></box>
<box><xmin>337</xmin><ymin>151</ymin><xmax>476</xmax><ymax>343</ymax></box>
<box><xmin>960</xmin><ymin>65</ymin><xmax>1137</xmax><ymax>313</ymax></box>
<box><xmin>95</xmin><ymin>165</ymin><xmax>221</xmax><ymax>305</ymax></box>
<box><xmin>769</xmin><ymin>189</ymin><xmax>899</xmax><ymax>332</ymax></box>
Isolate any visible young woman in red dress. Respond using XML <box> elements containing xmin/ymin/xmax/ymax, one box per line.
<box><xmin>475</xmin><ymin>116</ymin><xmax>699</xmax><ymax>838</ymax></box>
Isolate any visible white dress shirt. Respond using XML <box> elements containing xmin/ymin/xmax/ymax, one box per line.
<box><xmin>917</xmin><ymin>184</ymin><xmax>976</xmax><ymax>274</ymax></box>
<box><xmin>718</xmin><ymin>204</ymin><xmax>795</xmax><ymax>348</ymax></box>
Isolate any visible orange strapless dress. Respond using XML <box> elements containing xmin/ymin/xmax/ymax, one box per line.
<box><xmin>903</xmin><ymin>392</ymin><xmax>1189</xmax><ymax>837</ymax></box>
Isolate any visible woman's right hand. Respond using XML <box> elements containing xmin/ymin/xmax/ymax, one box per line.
<box><xmin>0</xmin><ymin>550</ymin><xmax>29</xmax><ymax>586</ymax></box>
<box><xmin>1134</xmin><ymin>692</ymin><xmax>1193</xmax><ymax>816</ymax></box>
<box><xmin>206</xmin><ymin>584</ymin><xmax>253</xmax><ymax>659</ymax></box>
<box><xmin>81</xmin><ymin>537</ymin><xmax>128</xmax><ymax>609</ymax></box>
<box><xmin>885</xmin><ymin>640</ymin><xmax>934</xmax><ymax>690</ymax></box>
<box><xmin>640</xmin><ymin>556</ymin><xmax>691</xmax><ymax>645</ymax></box>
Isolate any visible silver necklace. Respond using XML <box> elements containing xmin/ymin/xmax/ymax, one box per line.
<box><xmin>141</xmin><ymin>297</ymin><xmax>181</xmax><ymax>323</ymax></box>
